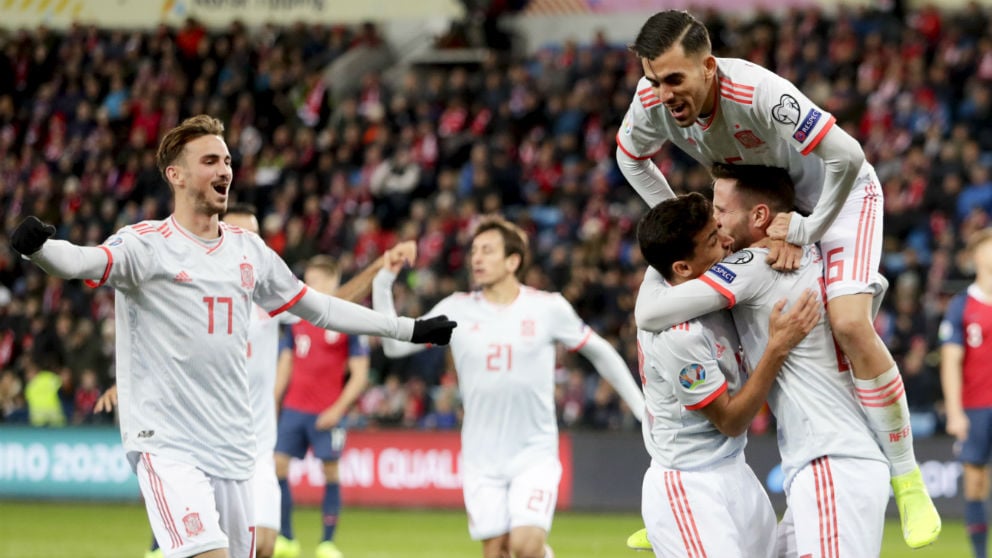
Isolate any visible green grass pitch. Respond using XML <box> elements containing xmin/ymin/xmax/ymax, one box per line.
<box><xmin>0</xmin><ymin>501</ymin><xmax>971</xmax><ymax>557</ymax></box>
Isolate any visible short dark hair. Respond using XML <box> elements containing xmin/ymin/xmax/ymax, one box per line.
<box><xmin>637</xmin><ymin>192</ymin><xmax>713</xmax><ymax>281</ymax></box>
<box><xmin>472</xmin><ymin>215</ymin><xmax>530</xmax><ymax>281</ymax></box>
<box><xmin>223</xmin><ymin>203</ymin><xmax>257</xmax><ymax>218</ymax></box>
<box><xmin>157</xmin><ymin>114</ymin><xmax>225</xmax><ymax>183</ymax></box>
<box><xmin>306</xmin><ymin>255</ymin><xmax>340</xmax><ymax>278</ymax></box>
<box><xmin>710</xmin><ymin>163</ymin><xmax>795</xmax><ymax>213</ymax></box>
<box><xmin>629</xmin><ymin>10</ymin><xmax>711</xmax><ymax>60</ymax></box>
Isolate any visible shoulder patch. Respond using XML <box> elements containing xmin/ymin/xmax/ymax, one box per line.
<box><xmin>793</xmin><ymin>108</ymin><xmax>822</xmax><ymax>142</ymax></box>
<box><xmin>723</xmin><ymin>250</ymin><xmax>754</xmax><ymax>265</ymax></box>
<box><xmin>771</xmin><ymin>94</ymin><xmax>800</xmax><ymax>126</ymax></box>
<box><xmin>678</xmin><ymin>363</ymin><xmax>706</xmax><ymax>390</ymax></box>
<box><xmin>709</xmin><ymin>264</ymin><xmax>737</xmax><ymax>284</ymax></box>
<box><xmin>105</xmin><ymin>235</ymin><xmax>124</xmax><ymax>247</ymax></box>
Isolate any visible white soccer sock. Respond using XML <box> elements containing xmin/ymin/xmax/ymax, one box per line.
<box><xmin>853</xmin><ymin>365</ymin><xmax>918</xmax><ymax>477</ymax></box>
<box><xmin>544</xmin><ymin>544</ymin><xmax>555</xmax><ymax>558</ymax></box>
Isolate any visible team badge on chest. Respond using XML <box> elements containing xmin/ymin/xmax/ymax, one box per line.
<box><xmin>521</xmin><ymin>319</ymin><xmax>535</xmax><ymax>337</ymax></box>
<box><xmin>240</xmin><ymin>262</ymin><xmax>255</xmax><ymax>290</ymax></box>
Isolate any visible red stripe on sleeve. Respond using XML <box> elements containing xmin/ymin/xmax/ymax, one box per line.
<box><xmin>685</xmin><ymin>381</ymin><xmax>727</xmax><ymax>410</ymax></box>
<box><xmin>269</xmin><ymin>285</ymin><xmax>308</xmax><ymax>316</ymax></box>
<box><xmin>698</xmin><ymin>275</ymin><xmax>735</xmax><ymax>308</ymax></box>
<box><xmin>84</xmin><ymin>246</ymin><xmax>113</xmax><ymax>288</ymax></box>
<box><xmin>800</xmin><ymin>115</ymin><xmax>836</xmax><ymax>156</ymax></box>
<box><xmin>615</xmin><ymin>132</ymin><xmax>660</xmax><ymax>161</ymax></box>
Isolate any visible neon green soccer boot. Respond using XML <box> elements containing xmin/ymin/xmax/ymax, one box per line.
<box><xmin>272</xmin><ymin>535</ymin><xmax>301</xmax><ymax>558</ymax></box>
<box><xmin>626</xmin><ymin>528</ymin><xmax>652</xmax><ymax>551</ymax></box>
<box><xmin>891</xmin><ymin>467</ymin><xmax>941</xmax><ymax>548</ymax></box>
<box><xmin>315</xmin><ymin>540</ymin><xmax>344</xmax><ymax>558</ymax></box>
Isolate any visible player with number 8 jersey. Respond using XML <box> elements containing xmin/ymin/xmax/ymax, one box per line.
<box><xmin>372</xmin><ymin>215</ymin><xmax>645</xmax><ymax>558</ymax></box>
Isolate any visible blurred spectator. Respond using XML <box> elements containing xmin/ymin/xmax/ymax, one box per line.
<box><xmin>0</xmin><ymin>368</ymin><xmax>27</xmax><ymax>423</ymax></box>
<box><xmin>23</xmin><ymin>357</ymin><xmax>65</xmax><ymax>427</ymax></box>
<box><xmin>72</xmin><ymin>369</ymin><xmax>103</xmax><ymax>425</ymax></box>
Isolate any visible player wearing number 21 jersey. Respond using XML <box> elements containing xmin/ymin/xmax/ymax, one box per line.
<box><xmin>372</xmin><ymin>215</ymin><xmax>645</xmax><ymax>558</ymax></box>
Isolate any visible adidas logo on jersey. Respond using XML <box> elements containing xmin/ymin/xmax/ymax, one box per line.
<box><xmin>174</xmin><ymin>271</ymin><xmax>193</xmax><ymax>283</ymax></box>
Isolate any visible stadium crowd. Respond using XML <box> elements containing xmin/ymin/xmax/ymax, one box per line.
<box><xmin>0</xmin><ymin>3</ymin><xmax>990</xmax><ymax>435</ymax></box>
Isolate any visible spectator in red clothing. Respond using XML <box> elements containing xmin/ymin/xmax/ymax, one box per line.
<box><xmin>73</xmin><ymin>369</ymin><xmax>101</xmax><ymax>425</ymax></box>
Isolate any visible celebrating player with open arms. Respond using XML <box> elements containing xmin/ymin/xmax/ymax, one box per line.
<box><xmin>617</xmin><ymin>10</ymin><xmax>938</xmax><ymax>547</ymax></box>
<box><xmin>9</xmin><ymin>115</ymin><xmax>455</xmax><ymax>558</ymax></box>
<box><xmin>372</xmin><ymin>215</ymin><xmax>645</xmax><ymax>558</ymax></box>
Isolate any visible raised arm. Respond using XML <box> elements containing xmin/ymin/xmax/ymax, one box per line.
<box><xmin>13</xmin><ymin>217</ymin><xmax>108</xmax><ymax>280</ymax></box>
<box><xmin>577</xmin><ymin>333</ymin><xmax>645</xmax><ymax>422</ymax></box>
<box><xmin>634</xmin><ymin>267</ymin><xmax>729</xmax><ymax>332</ymax></box>
<box><xmin>335</xmin><ymin>241</ymin><xmax>416</xmax><ymax>303</ymax></box>
<box><xmin>371</xmin><ymin>268</ymin><xmax>432</xmax><ymax>358</ymax></box>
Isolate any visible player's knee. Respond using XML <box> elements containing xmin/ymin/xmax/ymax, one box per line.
<box><xmin>510</xmin><ymin>536</ymin><xmax>545</xmax><ymax>558</ymax></box>
<box><xmin>256</xmin><ymin>539</ymin><xmax>275</xmax><ymax>558</ymax></box>
<box><xmin>827</xmin><ymin>310</ymin><xmax>872</xmax><ymax>344</ymax></box>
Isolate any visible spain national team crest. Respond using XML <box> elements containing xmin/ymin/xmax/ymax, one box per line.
<box><xmin>521</xmin><ymin>319</ymin><xmax>535</xmax><ymax>337</ymax></box>
<box><xmin>734</xmin><ymin>130</ymin><xmax>764</xmax><ymax>148</ymax></box>
<box><xmin>183</xmin><ymin>512</ymin><xmax>204</xmax><ymax>537</ymax></box>
<box><xmin>240</xmin><ymin>262</ymin><xmax>255</xmax><ymax>290</ymax></box>
<box><xmin>678</xmin><ymin>363</ymin><xmax>706</xmax><ymax>390</ymax></box>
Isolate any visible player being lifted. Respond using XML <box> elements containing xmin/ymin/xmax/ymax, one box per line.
<box><xmin>617</xmin><ymin>10</ymin><xmax>939</xmax><ymax>548</ymax></box>
<box><xmin>372</xmin><ymin>215</ymin><xmax>645</xmax><ymax>558</ymax></box>
<box><xmin>635</xmin><ymin>191</ymin><xmax>820</xmax><ymax>557</ymax></box>
<box><xmin>10</xmin><ymin>114</ymin><xmax>456</xmax><ymax>558</ymax></box>
<box><xmin>638</xmin><ymin>164</ymin><xmax>892</xmax><ymax>556</ymax></box>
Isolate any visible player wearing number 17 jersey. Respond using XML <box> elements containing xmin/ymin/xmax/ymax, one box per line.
<box><xmin>9</xmin><ymin>115</ymin><xmax>455</xmax><ymax>558</ymax></box>
<box><xmin>619</xmin><ymin>11</ymin><xmax>938</xmax><ymax>547</ymax></box>
<box><xmin>372</xmin><ymin>215</ymin><xmax>645</xmax><ymax>558</ymax></box>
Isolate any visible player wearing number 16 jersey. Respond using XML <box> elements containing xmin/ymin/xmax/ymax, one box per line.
<box><xmin>372</xmin><ymin>215</ymin><xmax>645</xmax><ymax>558</ymax></box>
<box><xmin>9</xmin><ymin>115</ymin><xmax>456</xmax><ymax>558</ymax></box>
<box><xmin>619</xmin><ymin>11</ymin><xmax>938</xmax><ymax>547</ymax></box>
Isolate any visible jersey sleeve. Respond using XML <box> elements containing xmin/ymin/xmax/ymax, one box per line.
<box><xmin>348</xmin><ymin>335</ymin><xmax>371</xmax><ymax>357</ymax></box>
<box><xmin>699</xmin><ymin>250</ymin><xmax>769</xmax><ymax>308</ymax></box>
<box><xmin>615</xmin><ymin>78</ymin><xmax>669</xmax><ymax>160</ymax></box>
<box><xmin>652</xmin><ymin>328</ymin><xmax>727</xmax><ymax>411</ymax></box>
<box><xmin>752</xmin><ymin>72</ymin><xmax>836</xmax><ymax>157</ymax></box>
<box><xmin>939</xmin><ymin>293</ymin><xmax>969</xmax><ymax>346</ymax></box>
<box><xmin>86</xmin><ymin>227</ymin><xmax>154</xmax><ymax>291</ymax></box>
<box><xmin>548</xmin><ymin>293</ymin><xmax>593</xmax><ymax>351</ymax></box>
<box><xmin>250</xmin><ymin>240</ymin><xmax>307</xmax><ymax>315</ymax></box>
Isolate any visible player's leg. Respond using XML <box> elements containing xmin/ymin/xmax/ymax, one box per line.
<box><xmin>820</xmin><ymin>167</ymin><xmax>939</xmax><ymax>547</ymax></box>
<box><xmin>311</xmin><ymin>422</ymin><xmax>347</xmax><ymax>558</ymax></box>
<box><xmin>960</xmin><ymin>408</ymin><xmax>992</xmax><ymax>558</ymax></box>
<box><xmin>787</xmin><ymin>456</ymin><xmax>889</xmax><ymax>558</ymax></box>
<box><xmin>507</xmin><ymin>455</ymin><xmax>561</xmax><ymax>558</ymax></box>
<box><xmin>463</xmin><ymin>469</ymin><xmax>511</xmax><ymax>558</ymax></box>
<box><xmin>145</xmin><ymin>535</ymin><xmax>162</xmax><ymax>558</ymax></box>
<box><xmin>734</xmin><ymin>461</ymin><xmax>777</xmax><ymax>558</ymax></box>
<box><xmin>253</xmin><ymin>451</ymin><xmax>281</xmax><ymax>558</ymax></box>
<box><xmin>211</xmin><ymin>476</ymin><xmax>254</xmax><ymax>558</ymax></box>
<box><xmin>273</xmin><ymin>408</ymin><xmax>310</xmax><ymax>558</ymax></box>
<box><xmin>134</xmin><ymin>452</ymin><xmax>230</xmax><ymax>558</ymax></box>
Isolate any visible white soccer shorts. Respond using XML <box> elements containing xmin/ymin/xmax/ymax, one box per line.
<box><xmin>463</xmin><ymin>454</ymin><xmax>562</xmax><ymax>541</ymax></box>
<box><xmin>253</xmin><ymin>450</ymin><xmax>281</xmax><ymax>531</ymax></box>
<box><xmin>641</xmin><ymin>455</ymin><xmax>776</xmax><ymax>558</ymax></box>
<box><xmin>135</xmin><ymin>452</ymin><xmax>255</xmax><ymax>558</ymax></box>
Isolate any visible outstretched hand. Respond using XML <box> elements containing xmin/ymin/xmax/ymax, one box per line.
<box><xmin>411</xmin><ymin>315</ymin><xmax>457</xmax><ymax>345</ymax></box>
<box><xmin>94</xmin><ymin>385</ymin><xmax>118</xmax><ymax>413</ymax></box>
<box><xmin>11</xmin><ymin>216</ymin><xmax>56</xmax><ymax>256</ymax></box>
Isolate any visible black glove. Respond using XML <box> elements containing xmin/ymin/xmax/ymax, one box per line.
<box><xmin>11</xmin><ymin>216</ymin><xmax>56</xmax><ymax>256</ymax></box>
<box><xmin>411</xmin><ymin>315</ymin><xmax>457</xmax><ymax>345</ymax></box>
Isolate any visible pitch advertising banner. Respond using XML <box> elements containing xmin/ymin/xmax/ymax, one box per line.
<box><xmin>287</xmin><ymin>430</ymin><xmax>575</xmax><ymax>509</ymax></box>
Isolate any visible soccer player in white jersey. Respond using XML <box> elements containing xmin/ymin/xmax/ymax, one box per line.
<box><xmin>371</xmin><ymin>215</ymin><xmax>645</xmax><ymax>558</ymax></box>
<box><xmin>9</xmin><ymin>114</ymin><xmax>456</xmax><ymax>558</ymax></box>
<box><xmin>636</xmin><ymin>164</ymin><xmax>891</xmax><ymax>556</ymax></box>
<box><xmin>617</xmin><ymin>10</ymin><xmax>939</xmax><ymax>547</ymax></box>
<box><xmin>635</xmin><ymin>192</ymin><xmax>819</xmax><ymax>557</ymax></box>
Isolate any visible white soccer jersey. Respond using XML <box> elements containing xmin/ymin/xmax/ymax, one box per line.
<box><xmin>247</xmin><ymin>305</ymin><xmax>298</xmax><ymax>459</ymax></box>
<box><xmin>422</xmin><ymin>288</ymin><xmax>592</xmax><ymax>477</ymax></box>
<box><xmin>617</xmin><ymin>57</ymin><xmax>835</xmax><ymax>215</ymax></box>
<box><xmin>637</xmin><ymin>276</ymin><xmax>748</xmax><ymax>470</ymax></box>
<box><xmin>89</xmin><ymin>217</ymin><xmax>306</xmax><ymax>480</ymax></box>
<box><xmin>698</xmin><ymin>246</ymin><xmax>886</xmax><ymax>486</ymax></box>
